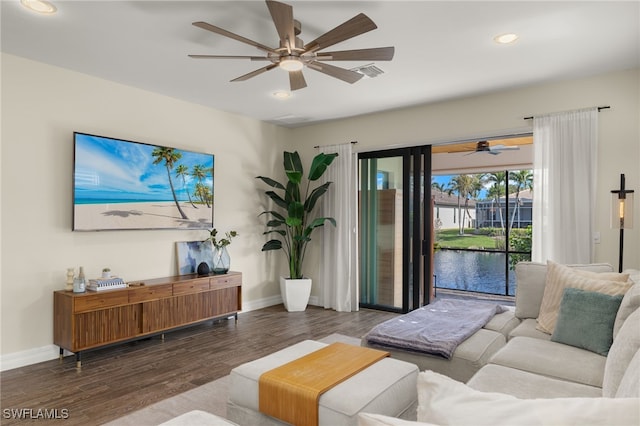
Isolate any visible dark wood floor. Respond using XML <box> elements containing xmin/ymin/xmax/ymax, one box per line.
<box><xmin>1</xmin><ymin>305</ymin><xmax>397</xmax><ymax>425</ymax></box>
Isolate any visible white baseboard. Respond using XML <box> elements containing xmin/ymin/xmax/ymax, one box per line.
<box><xmin>0</xmin><ymin>345</ymin><xmax>68</xmax><ymax>372</ymax></box>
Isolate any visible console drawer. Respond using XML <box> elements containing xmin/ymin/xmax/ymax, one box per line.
<box><xmin>173</xmin><ymin>280</ymin><xmax>210</xmax><ymax>295</ymax></box>
<box><xmin>74</xmin><ymin>291</ymin><xmax>129</xmax><ymax>313</ymax></box>
<box><xmin>128</xmin><ymin>284</ymin><xmax>173</xmax><ymax>303</ymax></box>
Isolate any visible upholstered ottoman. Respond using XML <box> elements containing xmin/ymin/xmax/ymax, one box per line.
<box><xmin>227</xmin><ymin>340</ymin><xmax>419</xmax><ymax>426</ymax></box>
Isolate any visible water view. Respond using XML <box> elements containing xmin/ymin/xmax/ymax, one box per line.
<box><xmin>433</xmin><ymin>249</ymin><xmax>516</xmax><ymax>296</ymax></box>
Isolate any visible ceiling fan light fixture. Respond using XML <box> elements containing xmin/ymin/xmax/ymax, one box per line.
<box><xmin>494</xmin><ymin>33</ymin><xmax>519</xmax><ymax>44</ymax></box>
<box><xmin>20</xmin><ymin>0</ymin><xmax>57</xmax><ymax>14</ymax></box>
<box><xmin>279</xmin><ymin>56</ymin><xmax>304</xmax><ymax>72</ymax></box>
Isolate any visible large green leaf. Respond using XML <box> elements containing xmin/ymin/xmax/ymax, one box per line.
<box><xmin>284</xmin><ymin>151</ymin><xmax>303</xmax><ymax>185</ymax></box>
<box><xmin>261</xmin><ymin>240</ymin><xmax>282</xmax><ymax>251</ymax></box>
<box><xmin>303</xmin><ymin>217</ymin><xmax>337</xmax><ymax>238</ymax></box>
<box><xmin>263</xmin><ymin>230</ymin><xmax>286</xmax><ymax>237</ymax></box>
<box><xmin>308</xmin><ymin>152</ymin><xmax>338</xmax><ymax>181</ymax></box>
<box><xmin>286</xmin><ymin>201</ymin><xmax>304</xmax><ymax>227</ymax></box>
<box><xmin>266</xmin><ymin>219</ymin><xmax>284</xmax><ymax>228</ymax></box>
<box><xmin>259</xmin><ymin>210</ymin><xmax>286</xmax><ymax>222</ymax></box>
<box><xmin>304</xmin><ymin>182</ymin><xmax>332</xmax><ymax>212</ymax></box>
<box><xmin>256</xmin><ymin>176</ymin><xmax>285</xmax><ymax>190</ymax></box>
<box><xmin>284</xmin><ymin>180</ymin><xmax>300</xmax><ymax>204</ymax></box>
<box><xmin>265</xmin><ymin>190</ymin><xmax>288</xmax><ymax>209</ymax></box>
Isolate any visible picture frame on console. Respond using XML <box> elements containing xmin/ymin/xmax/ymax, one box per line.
<box><xmin>73</xmin><ymin>132</ymin><xmax>214</xmax><ymax>231</ymax></box>
<box><xmin>176</xmin><ymin>240</ymin><xmax>214</xmax><ymax>275</ymax></box>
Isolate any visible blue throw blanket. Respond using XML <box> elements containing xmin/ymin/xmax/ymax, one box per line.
<box><xmin>363</xmin><ymin>299</ymin><xmax>507</xmax><ymax>359</ymax></box>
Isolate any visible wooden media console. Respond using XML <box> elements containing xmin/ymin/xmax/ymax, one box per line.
<box><xmin>53</xmin><ymin>271</ymin><xmax>242</xmax><ymax>367</ymax></box>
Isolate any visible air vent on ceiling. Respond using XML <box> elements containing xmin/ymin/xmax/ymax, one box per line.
<box><xmin>350</xmin><ymin>63</ymin><xmax>385</xmax><ymax>78</ymax></box>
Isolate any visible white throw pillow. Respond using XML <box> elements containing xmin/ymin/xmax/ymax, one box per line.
<box><xmin>417</xmin><ymin>371</ymin><xmax>640</xmax><ymax>426</ymax></box>
<box><xmin>358</xmin><ymin>413</ymin><xmax>438</xmax><ymax>426</ymax></box>
<box><xmin>536</xmin><ymin>261</ymin><xmax>631</xmax><ymax>334</ymax></box>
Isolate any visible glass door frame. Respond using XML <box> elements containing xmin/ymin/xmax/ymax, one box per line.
<box><xmin>358</xmin><ymin>146</ymin><xmax>432</xmax><ymax>313</ymax></box>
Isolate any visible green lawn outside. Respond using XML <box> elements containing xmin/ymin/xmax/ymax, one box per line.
<box><xmin>435</xmin><ymin>228</ymin><xmax>501</xmax><ymax>250</ymax></box>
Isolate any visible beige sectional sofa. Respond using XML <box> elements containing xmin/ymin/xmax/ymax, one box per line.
<box><xmin>358</xmin><ymin>262</ymin><xmax>640</xmax><ymax>426</ymax></box>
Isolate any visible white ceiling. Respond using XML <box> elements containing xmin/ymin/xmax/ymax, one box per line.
<box><xmin>2</xmin><ymin>1</ymin><xmax>639</xmax><ymax>128</ymax></box>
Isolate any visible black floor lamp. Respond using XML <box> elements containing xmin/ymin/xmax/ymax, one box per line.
<box><xmin>611</xmin><ymin>174</ymin><xmax>634</xmax><ymax>273</ymax></box>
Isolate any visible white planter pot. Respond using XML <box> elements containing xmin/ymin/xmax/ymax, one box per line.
<box><xmin>280</xmin><ymin>277</ymin><xmax>312</xmax><ymax>312</ymax></box>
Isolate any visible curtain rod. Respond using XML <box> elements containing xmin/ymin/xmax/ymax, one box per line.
<box><xmin>524</xmin><ymin>106</ymin><xmax>610</xmax><ymax>120</ymax></box>
<box><xmin>314</xmin><ymin>141</ymin><xmax>358</xmax><ymax>149</ymax></box>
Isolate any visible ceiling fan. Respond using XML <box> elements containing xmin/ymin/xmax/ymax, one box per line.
<box><xmin>466</xmin><ymin>141</ymin><xmax>521</xmax><ymax>156</ymax></box>
<box><xmin>189</xmin><ymin>0</ymin><xmax>395</xmax><ymax>91</ymax></box>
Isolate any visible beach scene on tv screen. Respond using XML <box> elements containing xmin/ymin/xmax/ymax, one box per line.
<box><xmin>73</xmin><ymin>133</ymin><xmax>214</xmax><ymax>231</ymax></box>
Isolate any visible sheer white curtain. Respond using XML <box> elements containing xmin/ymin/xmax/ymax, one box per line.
<box><xmin>532</xmin><ymin>108</ymin><xmax>598</xmax><ymax>264</ymax></box>
<box><xmin>318</xmin><ymin>143</ymin><xmax>359</xmax><ymax>311</ymax></box>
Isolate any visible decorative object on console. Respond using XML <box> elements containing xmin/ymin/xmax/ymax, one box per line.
<box><xmin>87</xmin><ymin>277</ymin><xmax>127</xmax><ymax>291</ymax></box>
<box><xmin>102</xmin><ymin>267</ymin><xmax>111</xmax><ymax>279</ymax></box>
<box><xmin>176</xmin><ymin>241</ymin><xmax>214</xmax><ymax>275</ymax></box>
<box><xmin>73</xmin><ymin>132</ymin><xmax>214</xmax><ymax>231</ymax></box>
<box><xmin>257</xmin><ymin>151</ymin><xmax>337</xmax><ymax>311</ymax></box>
<box><xmin>611</xmin><ymin>173</ymin><xmax>635</xmax><ymax>272</ymax></box>
<box><xmin>73</xmin><ymin>266</ymin><xmax>86</xmax><ymax>293</ymax></box>
<box><xmin>197</xmin><ymin>262</ymin><xmax>210</xmax><ymax>276</ymax></box>
<box><xmin>205</xmin><ymin>229</ymin><xmax>237</xmax><ymax>274</ymax></box>
<box><xmin>66</xmin><ymin>267</ymin><xmax>75</xmax><ymax>291</ymax></box>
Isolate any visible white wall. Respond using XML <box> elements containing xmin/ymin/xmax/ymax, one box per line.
<box><xmin>0</xmin><ymin>54</ymin><xmax>290</xmax><ymax>369</ymax></box>
<box><xmin>293</xmin><ymin>68</ymin><xmax>640</xmax><ymax>303</ymax></box>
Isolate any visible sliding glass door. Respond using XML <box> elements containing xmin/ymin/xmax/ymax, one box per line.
<box><xmin>359</xmin><ymin>147</ymin><xmax>432</xmax><ymax>313</ymax></box>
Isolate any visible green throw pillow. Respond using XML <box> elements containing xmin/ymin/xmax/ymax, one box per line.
<box><xmin>551</xmin><ymin>288</ymin><xmax>623</xmax><ymax>356</ymax></box>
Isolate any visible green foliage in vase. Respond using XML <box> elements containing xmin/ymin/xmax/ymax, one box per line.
<box><xmin>206</xmin><ymin>228</ymin><xmax>238</xmax><ymax>249</ymax></box>
<box><xmin>257</xmin><ymin>151</ymin><xmax>338</xmax><ymax>280</ymax></box>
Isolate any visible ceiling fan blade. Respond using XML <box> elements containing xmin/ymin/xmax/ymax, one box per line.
<box><xmin>189</xmin><ymin>54</ymin><xmax>271</xmax><ymax>61</ymax></box>
<box><xmin>304</xmin><ymin>13</ymin><xmax>377</xmax><ymax>53</ymax></box>
<box><xmin>289</xmin><ymin>70</ymin><xmax>307</xmax><ymax>91</ymax></box>
<box><xmin>266</xmin><ymin>0</ymin><xmax>295</xmax><ymax>52</ymax></box>
<box><xmin>231</xmin><ymin>63</ymin><xmax>278</xmax><ymax>82</ymax></box>
<box><xmin>491</xmin><ymin>144</ymin><xmax>520</xmax><ymax>151</ymax></box>
<box><xmin>307</xmin><ymin>61</ymin><xmax>363</xmax><ymax>84</ymax></box>
<box><xmin>192</xmin><ymin>21</ymin><xmax>277</xmax><ymax>54</ymax></box>
<box><xmin>316</xmin><ymin>47</ymin><xmax>395</xmax><ymax>61</ymax></box>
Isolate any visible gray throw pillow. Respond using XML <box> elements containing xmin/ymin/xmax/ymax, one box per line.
<box><xmin>551</xmin><ymin>288</ymin><xmax>623</xmax><ymax>356</ymax></box>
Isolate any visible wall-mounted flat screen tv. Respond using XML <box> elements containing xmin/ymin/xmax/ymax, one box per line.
<box><xmin>73</xmin><ymin>132</ymin><xmax>214</xmax><ymax>231</ymax></box>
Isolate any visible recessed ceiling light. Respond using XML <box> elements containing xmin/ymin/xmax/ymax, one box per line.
<box><xmin>20</xmin><ymin>0</ymin><xmax>57</xmax><ymax>14</ymax></box>
<box><xmin>494</xmin><ymin>33</ymin><xmax>519</xmax><ymax>45</ymax></box>
<box><xmin>272</xmin><ymin>91</ymin><xmax>291</xmax><ymax>100</ymax></box>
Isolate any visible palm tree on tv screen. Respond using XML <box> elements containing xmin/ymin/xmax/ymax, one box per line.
<box><xmin>191</xmin><ymin>164</ymin><xmax>211</xmax><ymax>208</ymax></box>
<box><xmin>151</xmin><ymin>147</ymin><xmax>188</xmax><ymax>220</ymax></box>
<box><xmin>175</xmin><ymin>164</ymin><xmax>198</xmax><ymax>209</ymax></box>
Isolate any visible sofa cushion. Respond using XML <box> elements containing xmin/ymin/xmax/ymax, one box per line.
<box><xmin>508</xmin><ymin>318</ymin><xmax>551</xmax><ymax>341</ymax></box>
<box><xmin>488</xmin><ymin>336</ymin><xmax>606</xmax><ymax>387</ymax></box>
<box><xmin>364</xmin><ymin>329</ymin><xmax>505</xmax><ymax>383</ymax></box>
<box><xmin>417</xmin><ymin>371</ymin><xmax>639</xmax><ymax>426</ymax></box>
<box><xmin>536</xmin><ymin>261</ymin><xmax>631</xmax><ymax>334</ymax></box>
<box><xmin>514</xmin><ymin>262</ymin><xmax>614</xmax><ymax>320</ymax></box>
<box><xmin>467</xmin><ymin>364</ymin><xmax>602</xmax><ymax>398</ymax></box>
<box><xmin>159</xmin><ymin>410</ymin><xmax>238</xmax><ymax>426</ymax></box>
<box><xmin>603</xmin><ymin>308</ymin><xmax>640</xmax><ymax>397</ymax></box>
<box><xmin>616</xmin><ymin>349</ymin><xmax>640</xmax><ymax>398</ymax></box>
<box><xmin>551</xmin><ymin>288</ymin><xmax>623</xmax><ymax>355</ymax></box>
<box><xmin>483</xmin><ymin>308</ymin><xmax>520</xmax><ymax>337</ymax></box>
<box><xmin>358</xmin><ymin>413</ymin><xmax>437</xmax><ymax>426</ymax></box>
<box><xmin>614</xmin><ymin>281</ymin><xmax>640</xmax><ymax>339</ymax></box>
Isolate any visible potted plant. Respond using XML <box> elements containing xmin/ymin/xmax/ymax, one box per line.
<box><xmin>101</xmin><ymin>268</ymin><xmax>111</xmax><ymax>279</ymax></box>
<box><xmin>205</xmin><ymin>228</ymin><xmax>238</xmax><ymax>274</ymax></box>
<box><xmin>257</xmin><ymin>150</ymin><xmax>338</xmax><ymax>311</ymax></box>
